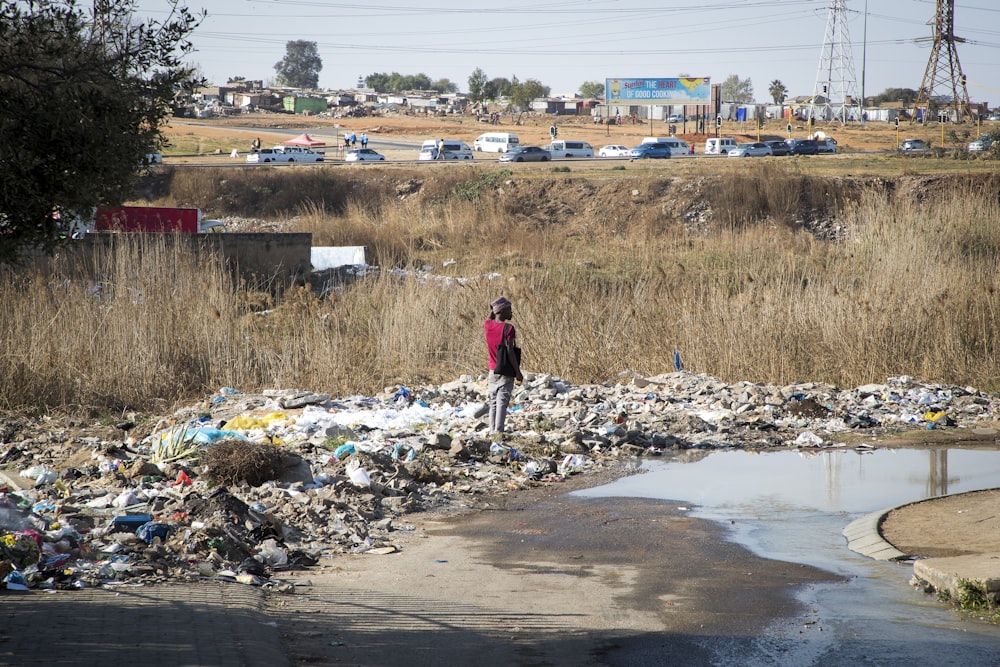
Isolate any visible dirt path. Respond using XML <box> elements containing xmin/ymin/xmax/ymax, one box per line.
<box><xmin>266</xmin><ymin>479</ymin><xmax>838</xmax><ymax>666</ymax></box>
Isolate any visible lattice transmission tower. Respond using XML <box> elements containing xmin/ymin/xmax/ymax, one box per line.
<box><xmin>808</xmin><ymin>0</ymin><xmax>861</xmax><ymax>124</ymax></box>
<box><xmin>914</xmin><ymin>0</ymin><xmax>971</xmax><ymax>121</ymax></box>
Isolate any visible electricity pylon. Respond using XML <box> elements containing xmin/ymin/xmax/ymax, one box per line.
<box><xmin>808</xmin><ymin>0</ymin><xmax>861</xmax><ymax>125</ymax></box>
<box><xmin>915</xmin><ymin>0</ymin><xmax>972</xmax><ymax>122</ymax></box>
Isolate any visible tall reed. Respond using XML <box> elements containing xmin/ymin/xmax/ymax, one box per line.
<box><xmin>3</xmin><ymin>169</ymin><xmax>1000</xmax><ymax>414</ymax></box>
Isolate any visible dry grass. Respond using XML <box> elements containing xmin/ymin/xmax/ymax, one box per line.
<box><xmin>3</xmin><ymin>165</ymin><xmax>1000</xmax><ymax>415</ymax></box>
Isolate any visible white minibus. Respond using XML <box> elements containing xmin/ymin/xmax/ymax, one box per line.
<box><xmin>473</xmin><ymin>132</ymin><xmax>519</xmax><ymax>153</ymax></box>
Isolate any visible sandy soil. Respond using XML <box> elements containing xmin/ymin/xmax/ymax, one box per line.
<box><xmin>880</xmin><ymin>488</ymin><xmax>1000</xmax><ymax>559</ymax></box>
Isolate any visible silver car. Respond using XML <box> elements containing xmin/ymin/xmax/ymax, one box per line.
<box><xmin>968</xmin><ymin>134</ymin><xmax>993</xmax><ymax>153</ymax></box>
<box><xmin>728</xmin><ymin>142</ymin><xmax>773</xmax><ymax>158</ymax></box>
<box><xmin>499</xmin><ymin>146</ymin><xmax>551</xmax><ymax>162</ymax></box>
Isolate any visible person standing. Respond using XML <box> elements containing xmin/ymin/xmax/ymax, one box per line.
<box><xmin>250</xmin><ymin>137</ymin><xmax>260</xmax><ymax>153</ymax></box>
<box><xmin>484</xmin><ymin>296</ymin><xmax>523</xmax><ymax>439</ymax></box>
<box><xmin>360</xmin><ymin>132</ymin><xmax>368</xmax><ymax>149</ymax></box>
<box><xmin>437</xmin><ymin>138</ymin><xmax>445</xmax><ymax>159</ymax></box>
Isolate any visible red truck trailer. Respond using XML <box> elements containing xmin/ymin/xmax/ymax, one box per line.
<box><xmin>93</xmin><ymin>206</ymin><xmax>221</xmax><ymax>233</ymax></box>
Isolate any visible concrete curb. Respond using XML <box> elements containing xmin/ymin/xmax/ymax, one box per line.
<box><xmin>844</xmin><ymin>491</ymin><xmax>1000</xmax><ymax>605</ymax></box>
<box><xmin>842</xmin><ymin>508</ymin><xmax>908</xmax><ymax>561</ymax></box>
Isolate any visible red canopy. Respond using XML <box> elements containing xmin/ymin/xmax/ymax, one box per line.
<box><xmin>282</xmin><ymin>133</ymin><xmax>325</xmax><ymax>147</ymax></box>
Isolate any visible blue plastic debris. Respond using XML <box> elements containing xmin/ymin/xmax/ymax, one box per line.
<box><xmin>136</xmin><ymin>522</ymin><xmax>172</xmax><ymax>544</ymax></box>
<box><xmin>392</xmin><ymin>442</ymin><xmax>417</xmax><ymax>461</ymax></box>
<box><xmin>333</xmin><ymin>443</ymin><xmax>357</xmax><ymax>459</ymax></box>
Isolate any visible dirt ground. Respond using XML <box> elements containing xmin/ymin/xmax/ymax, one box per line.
<box><xmin>881</xmin><ymin>488</ymin><xmax>1000</xmax><ymax>559</ymax></box>
<box><xmin>164</xmin><ymin>109</ymin><xmax>989</xmax><ymax>161</ymax></box>
<box><xmin>264</xmin><ymin>470</ymin><xmax>841</xmax><ymax>667</ymax></box>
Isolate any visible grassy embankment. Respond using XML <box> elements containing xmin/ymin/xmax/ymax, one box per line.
<box><xmin>2</xmin><ymin>164</ymin><xmax>1000</xmax><ymax>415</ymax></box>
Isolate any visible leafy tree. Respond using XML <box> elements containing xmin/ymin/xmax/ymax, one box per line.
<box><xmin>0</xmin><ymin>0</ymin><xmax>202</xmax><ymax>264</ymax></box>
<box><xmin>870</xmin><ymin>87</ymin><xmax>919</xmax><ymax>106</ymax></box>
<box><xmin>768</xmin><ymin>80</ymin><xmax>787</xmax><ymax>105</ymax></box>
<box><xmin>489</xmin><ymin>77</ymin><xmax>513</xmax><ymax>98</ymax></box>
<box><xmin>721</xmin><ymin>74</ymin><xmax>754</xmax><ymax>104</ymax></box>
<box><xmin>274</xmin><ymin>40</ymin><xmax>322</xmax><ymax>88</ymax></box>
<box><xmin>579</xmin><ymin>81</ymin><xmax>605</xmax><ymax>99</ymax></box>
<box><xmin>510</xmin><ymin>79</ymin><xmax>548</xmax><ymax>111</ymax></box>
<box><xmin>467</xmin><ymin>68</ymin><xmax>488</xmax><ymax>103</ymax></box>
<box><xmin>365</xmin><ymin>72</ymin><xmax>390</xmax><ymax>92</ymax></box>
<box><xmin>431</xmin><ymin>78</ymin><xmax>458</xmax><ymax>94</ymax></box>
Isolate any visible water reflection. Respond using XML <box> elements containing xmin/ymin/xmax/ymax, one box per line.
<box><xmin>576</xmin><ymin>446</ymin><xmax>1000</xmax><ymax>663</ymax></box>
<box><xmin>575</xmin><ymin>447</ymin><xmax>1000</xmax><ymax>516</ymax></box>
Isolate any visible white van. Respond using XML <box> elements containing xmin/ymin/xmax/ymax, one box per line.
<box><xmin>705</xmin><ymin>138</ymin><xmax>738</xmax><ymax>155</ymax></box>
<box><xmin>545</xmin><ymin>140</ymin><xmax>595</xmax><ymax>158</ymax></box>
<box><xmin>473</xmin><ymin>132</ymin><xmax>519</xmax><ymax>153</ymax></box>
<box><xmin>641</xmin><ymin>137</ymin><xmax>689</xmax><ymax>156</ymax></box>
<box><xmin>419</xmin><ymin>140</ymin><xmax>473</xmax><ymax>160</ymax></box>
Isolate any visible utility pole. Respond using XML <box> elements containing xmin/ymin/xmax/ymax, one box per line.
<box><xmin>808</xmin><ymin>0</ymin><xmax>861</xmax><ymax>126</ymax></box>
<box><xmin>915</xmin><ymin>0</ymin><xmax>972</xmax><ymax>122</ymax></box>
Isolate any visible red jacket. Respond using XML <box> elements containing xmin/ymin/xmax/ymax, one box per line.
<box><xmin>484</xmin><ymin>320</ymin><xmax>516</xmax><ymax>370</ymax></box>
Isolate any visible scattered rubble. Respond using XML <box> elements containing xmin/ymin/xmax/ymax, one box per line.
<box><xmin>2</xmin><ymin>371</ymin><xmax>997</xmax><ymax>593</ymax></box>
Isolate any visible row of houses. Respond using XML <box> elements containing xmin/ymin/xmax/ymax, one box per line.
<box><xmin>182</xmin><ymin>80</ymin><xmax>990</xmax><ymax>124</ymax></box>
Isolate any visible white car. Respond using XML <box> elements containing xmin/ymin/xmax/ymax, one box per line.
<box><xmin>344</xmin><ymin>148</ymin><xmax>385</xmax><ymax>162</ymax></box>
<box><xmin>599</xmin><ymin>144</ymin><xmax>630</xmax><ymax>157</ymax></box>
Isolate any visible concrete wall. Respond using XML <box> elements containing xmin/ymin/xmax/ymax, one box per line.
<box><xmin>72</xmin><ymin>232</ymin><xmax>313</xmax><ymax>290</ymax></box>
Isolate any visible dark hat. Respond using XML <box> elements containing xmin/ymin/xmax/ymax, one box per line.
<box><xmin>490</xmin><ymin>296</ymin><xmax>512</xmax><ymax>314</ymax></box>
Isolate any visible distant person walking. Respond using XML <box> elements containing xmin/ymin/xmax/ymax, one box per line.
<box><xmin>437</xmin><ymin>138</ymin><xmax>445</xmax><ymax>159</ymax></box>
<box><xmin>484</xmin><ymin>296</ymin><xmax>523</xmax><ymax>439</ymax></box>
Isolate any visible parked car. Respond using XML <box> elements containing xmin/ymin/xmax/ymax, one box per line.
<box><xmin>499</xmin><ymin>146</ymin><xmax>551</xmax><ymax>162</ymax></box>
<box><xmin>344</xmin><ymin>148</ymin><xmax>385</xmax><ymax>162</ymax></box>
<box><xmin>899</xmin><ymin>138</ymin><xmax>930</xmax><ymax>154</ymax></box>
<box><xmin>728</xmin><ymin>142</ymin><xmax>773</xmax><ymax>158</ymax></box>
<box><xmin>785</xmin><ymin>138</ymin><xmax>819</xmax><ymax>155</ymax></box>
<box><xmin>763</xmin><ymin>140</ymin><xmax>790</xmax><ymax>156</ymax></box>
<box><xmin>628</xmin><ymin>143</ymin><xmax>672</xmax><ymax>159</ymax></box>
<box><xmin>667</xmin><ymin>114</ymin><xmax>684</xmax><ymax>123</ymax></box>
<box><xmin>816</xmin><ymin>138</ymin><xmax>838</xmax><ymax>154</ymax></box>
<box><xmin>967</xmin><ymin>134</ymin><xmax>993</xmax><ymax>153</ymax></box>
<box><xmin>599</xmin><ymin>144</ymin><xmax>630</xmax><ymax>157</ymax></box>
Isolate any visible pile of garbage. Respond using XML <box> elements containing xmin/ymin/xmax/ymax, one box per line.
<box><xmin>2</xmin><ymin>371</ymin><xmax>997</xmax><ymax>592</ymax></box>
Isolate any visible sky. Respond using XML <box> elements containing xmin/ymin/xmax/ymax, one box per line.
<box><xmin>134</xmin><ymin>0</ymin><xmax>1000</xmax><ymax>107</ymax></box>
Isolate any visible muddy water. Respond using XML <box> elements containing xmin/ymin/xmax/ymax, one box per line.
<box><xmin>575</xmin><ymin>447</ymin><xmax>1000</xmax><ymax>666</ymax></box>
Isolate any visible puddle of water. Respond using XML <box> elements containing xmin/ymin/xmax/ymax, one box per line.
<box><xmin>575</xmin><ymin>447</ymin><xmax>1000</xmax><ymax>666</ymax></box>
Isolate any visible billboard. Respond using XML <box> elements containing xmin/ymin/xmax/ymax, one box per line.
<box><xmin>605</xmin><ymin>77</ymin><xmax>711</xmax><ymax>106</ymax></box>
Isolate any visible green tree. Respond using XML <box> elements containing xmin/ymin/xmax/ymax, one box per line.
<box><xmin>510</xmin><ymin>79</ymin><xmax>548</xmax><ymax>111</ymax></box>
<box><xmin>579</xmin><ymin>81</ymin><xmax>605</xmax><ymax>99</ymax></box>
<box><xmin>365</xmin><ymin>72</ymin><xmax>390</xmax><ymax>92</ymax></box>
<box><xmin>431</xmin><ymin>78</ymin><xmax>458</xmax><ymax>94</ymax></box>
<box><xmin>721</xmin><ymin>74</ymin><xmax>754</xmax><ymax>104</ymax></box>
<box><xmin>768</xmin><ymin>79</ymin><xmax>787</xmax><ymax>105</ymax></box>
<box><xmin>274</xmin><ymin>40</ymin><xmax>322</xmax><ymax>88</ymax></box>
<box><xmin>489</xmin><ymin>77</ymin><xmax>513</xmax><ymax>98</ymax></box>
<box><xmin>870</xmin><ymin>87</ymin><xmax>919</xmax><ymax>106</ymax></box>
<box><xmin>467</xmin><ymin>68</ymin><xmax>488</xmax><ymax>103</ymax></box>
<box><xmin>0</xmin><ymin>0</ymin><xmax>202</xmax><ymax>264</ymax></box>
